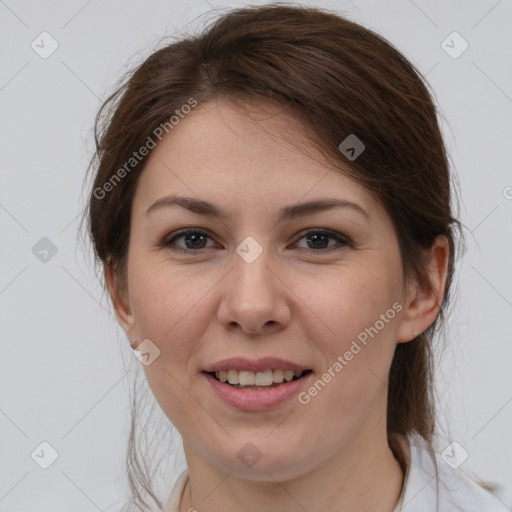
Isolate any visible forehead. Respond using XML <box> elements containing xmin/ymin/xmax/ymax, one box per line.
<box><xmin>132</xmin><ymin>98</ymin><xmax>380</xmax><ymax>220</ymax></box>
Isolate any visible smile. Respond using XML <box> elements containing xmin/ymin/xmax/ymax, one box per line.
<box><xmin>203</xmin><ymin>369</ymin><xmax>313</xmax><ymax>410</ymax></box>
<box><xmin>210</xmin><ymin>368</ymin><xmax>308</xmax><ymax>389</ymax></box>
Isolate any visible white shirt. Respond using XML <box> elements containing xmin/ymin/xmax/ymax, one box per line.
<box><xmin>163</xmin><ymin>434</ymin><xmax>509</xmax><ymax>511</ymax></box>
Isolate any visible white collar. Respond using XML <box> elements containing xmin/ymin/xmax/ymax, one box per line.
<box><xmin>399</xmin><ymin>433</ymin><xmax>508</xmax><ymax>511</ymax></box>
<box><xmin>163</xmin><ymin>434</ymin><xmax>508</xmax><ymax>512</ymax></box>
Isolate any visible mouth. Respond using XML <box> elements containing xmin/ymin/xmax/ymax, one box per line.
<box><xmin>205</xmin><ymin>368</ymin><xmax>313</xmax><ymax>390</ymax></box>
<box><xmin>202</xmin><ymin>357</ymin><xmax>314</xmax><ymax>410</ymax></box>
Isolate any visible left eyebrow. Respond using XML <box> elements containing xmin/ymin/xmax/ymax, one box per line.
<box><xmin>145</xmin><ymin>195</ymin><xmax>371</xmax><ymax>223</ymax></box>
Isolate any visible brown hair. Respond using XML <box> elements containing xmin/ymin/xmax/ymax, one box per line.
<box><xmin>82</xmin><ymin>3</ymin><xmax>461</xmax><ymax>509</ymax></box>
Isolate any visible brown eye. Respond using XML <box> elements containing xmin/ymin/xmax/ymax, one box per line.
<box><xmin>162</xmin><ymin>229</ymin><xmax>216</xmax><ymax>253</ymax></box>
<box><xmin>162</xmin><ymin>228</ymin><xmax>353</xmax><ymax>255</ymax></box>
<box><xmin>293</xmin><ymin>229</ymin><xmax>353</xmax><ymax>253</ymax></box>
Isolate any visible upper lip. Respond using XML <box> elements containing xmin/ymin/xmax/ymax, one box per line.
<box><xmin>203</xmin><ymin>357</ymin><xmax>311</xmax><ymax>373</ymax></box>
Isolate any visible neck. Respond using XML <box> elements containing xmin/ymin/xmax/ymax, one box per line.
<box><xmin>179</xmin><ymin>429</ymin><xmax>407</xmax><ymax>512</ymax></box>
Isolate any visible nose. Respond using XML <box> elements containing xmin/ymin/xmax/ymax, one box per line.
<box><xmin>216</xmin><ymin>247</ymin><xmax>291</xmax><ymax>336</ymax></box>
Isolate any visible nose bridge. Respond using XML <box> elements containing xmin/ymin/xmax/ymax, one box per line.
<box><xmin>232</xmin><ymin>238</ymin><xmax>275</xmax><ymax>304</ymax></box>
<box><xmin>217</xmin><ymin>236</ymin><xmax>289</xmax><ymax>334</ymax></box>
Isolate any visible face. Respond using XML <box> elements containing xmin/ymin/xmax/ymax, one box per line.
<box><xmin>112</xmin><ymin>98</ymin><xmax>419</xmax><ymax>482</ymax></box>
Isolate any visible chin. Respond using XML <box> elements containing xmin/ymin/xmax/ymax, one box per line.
<box><xmin>206</xmin><ymin>440</ymin><xmax>314</xmax><ymax>482</ymax></box>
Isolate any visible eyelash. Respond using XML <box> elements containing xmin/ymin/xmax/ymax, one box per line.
<box><xmin>161</xmin><ymin>228</ymin><xmax>353</xmax><ymax>255</ymax></box>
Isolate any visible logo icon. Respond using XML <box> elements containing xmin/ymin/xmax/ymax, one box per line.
<box><xmin>441</xmin><ymin>32</ymin><xmax>469</xmax><ymax>59</ymax></box>
<box><xmin>236</xmin><ymin>236</ymin><xmax>263</xmax><ymax>264</ymax></box>
<box><xmin>441</xmin><ymin>441</ymin><xmax>469</xmax><ymax>469</ymax></box>
<box><xmin>32</xmin><ymin>237</ymin><xmax>58</xmax><ymax>263</ymax></box>
<box><xmin>133</xmin><ymin>339</ymin><xmax>161</xmax><ymax>366</ymax></box>
<box><xmin>31</xmin><ymin>31</ymin><xmax>59</xmax><ymax>59</ymax></box>
<box><xmin>338</xmin><ymin>134</ymin><xmax>365</xmax><ymax>161</ymax></box>
<box><xmin>237</xmin><ymin>442</ymin><xmax>263</xmax><ymax>468</ymax></box>
<box><xmin>31</xmin><ymin>441</ymin><xmax>59</xmax><ymax>469</ymax></box>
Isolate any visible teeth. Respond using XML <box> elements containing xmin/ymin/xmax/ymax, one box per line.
<box><xmin>284</xmin><ymin>370</ymin><xmax>295</xmax><ymax>382</ymax></box>
<box><xmin>214</xmin><ymin>369</ymin><xmax>304</xmax><ymax>386</ymax></box>
<box><xmin>255</xmin><ymin>369</ymin><xmax>273</xmax><ymax>386</ymax></box>
<box><xmin>273</xmin><ymin>368</ymin><xmax>284</xmax><ymax>383</ymax></box>
<box><xmin>227</xmin><ymin>369</ymin><xmax>238</xmax><ymax>385</ymax></box>
<box><xmin>239</xmin><ymin>371</ymin><xmax>255</xmax><ymax>386</ymax></box>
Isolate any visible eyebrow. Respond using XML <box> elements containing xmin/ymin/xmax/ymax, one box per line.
<box><xmin>146</xmin><ymin>195</ymin><xmax>371</xmax><ymax>223</ymax></box>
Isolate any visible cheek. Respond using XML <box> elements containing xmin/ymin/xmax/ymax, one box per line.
<box><xmin>128</xmin><ymin>265</ymin><xmax>212</xmax><ymax>428</ymax></box>
<box><xmin>129</xmin><ymin>257</ymin><xmax>204</xmax><ymax>337</ymax></box>
<box><xmin>126</xmin><ymin>266</ymin><xmax>213</xmax><ymax>400</ymax></box>
<box><xmin>296</xmin><ymin>263</ymin><xmax>401</xmax><ymax>349</ymax></box>
<box><xmin>293</xmin><ymin>261</ymin><xmax>402</xmax><ymax>404</ymax></box>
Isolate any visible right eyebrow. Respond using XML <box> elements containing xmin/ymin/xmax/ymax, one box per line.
<box><xmin>146</xmin><ymin>195</ymin><xmax>371</xmax><ymax>224</ymax></box>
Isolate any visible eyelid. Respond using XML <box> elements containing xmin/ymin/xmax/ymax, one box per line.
<box><xmin>161</xmin><ymin>227</ymin><xmax>354</xmax><ymax>255</ymax></box>
<box><xmin>293</xmin><ymin>228</ymin><xmax>353</xmax><ymax>248</ymax></box>
<box><xmin>161</xmin><ymin>228</ymin><xmax>218</xmax><ymax>253</ymax></box>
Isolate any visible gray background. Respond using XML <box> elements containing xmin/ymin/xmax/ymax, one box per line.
<box><xmin>1</xmin><ymin>0</ymin><xmax>511</xmax><ymax>510</ymax></box>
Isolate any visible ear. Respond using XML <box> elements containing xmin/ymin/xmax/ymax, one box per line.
<box><xmin>397</xmin><ymin>235</ymin><xmax>450</xmax><ymax>343</ymax></box>
<box><xmin>104</xmin><ymin>262</ymin><xmax>138</xmax><ymax>347</ymax></box>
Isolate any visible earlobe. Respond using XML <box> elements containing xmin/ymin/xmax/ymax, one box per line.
<box><xmin>396</xmin><ymin>235</ymin><xmax>450</xmax><ymax>343</ymax></box>
<box><xmin>104</xmin><ymin>262</ymin><xmax>137</xmax><ymax>342</ymax></box>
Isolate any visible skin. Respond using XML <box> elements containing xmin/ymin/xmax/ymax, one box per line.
<box><xmin>106</xmin><ymin>98</ymin><xmax>449</xmax><ymax>512</ymax></box>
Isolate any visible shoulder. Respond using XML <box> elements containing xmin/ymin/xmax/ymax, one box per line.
<box><xmin>401</xmin><ymin>433</ymin><xmax>509</xmax><ymax>512</ymax></box>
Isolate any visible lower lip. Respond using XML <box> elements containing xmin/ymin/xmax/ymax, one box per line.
<box><xmin>203</xmin><ymin>372</ymin><xmax>312</xmax><ymax>411</ymax></box>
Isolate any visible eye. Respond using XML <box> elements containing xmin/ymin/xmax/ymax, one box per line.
<box><xmin>293</xmin><ymin>229</ymin><xmax>353</xmax><ymax>253</ymax></box>
<box><xmin>162</xmin><ymin>228</ymin><xmax>217</xmax><ymax>254</ymax></box>
<box><xmin>161</xmin><ymin>228</ymin><xmax>353</xmax><ymax>255</ymax></box>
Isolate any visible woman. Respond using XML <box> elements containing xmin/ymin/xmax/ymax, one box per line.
<box><xmin>84</xmin><ymin>4</ymin><xmax>508</xmax><ymax>511</ymax></box>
